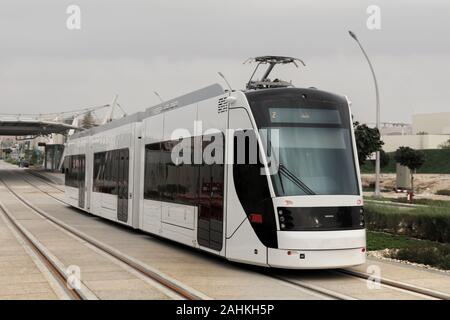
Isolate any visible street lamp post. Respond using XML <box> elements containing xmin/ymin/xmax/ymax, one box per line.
<box><xmin>349</xmin><ymin>30</ymin><xmax>381</xmax><ymax>197</ymax></box>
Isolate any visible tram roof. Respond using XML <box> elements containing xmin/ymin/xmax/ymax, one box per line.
<box><xmin>70</xmin><ymin>83</ymin><xmax>225</xmax><ymax>140</ymax></box>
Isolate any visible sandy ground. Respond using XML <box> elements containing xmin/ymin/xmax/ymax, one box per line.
<box><xmin>362</xmin><ymin>173</ymin><xmax>450</xmax><ymax>201</ymax></box>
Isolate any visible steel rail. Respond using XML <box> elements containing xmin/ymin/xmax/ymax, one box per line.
<box><xmin>0</xmin><ymin>174</ymin><xmax>206</xmax><ymax>300</ymax></box>
<box><xmin>0</xmin><ymin>201</ymin><xmax>84</xmax><ymax>300</ymax></box>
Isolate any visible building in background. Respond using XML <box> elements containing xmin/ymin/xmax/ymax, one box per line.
<box><xmin>380</xmin><ymin>123</ymin><xmax>413</xmax><ymax>136</ymax></box>
<box><xmin>412</xmin><ymin>112</ymin><xmax>450</xmax><ymax>135</ymax></box>
<box><xmin>0</xmin><ymin>133</ymin><xmax>66</xmax><ymax>170</ymax></box>
<box><xmin>381</xmin><ymin>112</ymin><xmax>450</xmax><ymax>152</ymax></box>
<box><xmin>44</xmin><ymin>143</ymin><xmax>65</xmax><ymax>171</ymax></box>
<box><xmin>0</xmin><ymin>136</ymin><xmax>16</xmax><ymax>159</ymax></box>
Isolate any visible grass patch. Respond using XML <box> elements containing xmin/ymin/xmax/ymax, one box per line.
<box><xmin>365</xmin><ymin>199</ymin><xmax>450</xmax><ymax>269</ymax></box>
<box><xmin>365</xmin><ymin>196</ymin><xmax>450</xmax><ymax>208</ymax></box>
<box><xmin>367</xmin><ymin>231</ymin><xmax>450</xmax><ymax>270</ymax></box>
<box><xmin>391</xmin><ymin>197</ymin><xmax>450</xmax><ymax>207</ymax></box>
<box><xmin>367</xmin><ymin>231</ymin><xmax>424</xmax><ymax>251</ymax></box>
<box><xmin>364</xmin><ymin>203</ymin><xmax>450</xmax><ymax>242</ymax></box>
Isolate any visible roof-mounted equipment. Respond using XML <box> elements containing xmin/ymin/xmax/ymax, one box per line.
<box><xmin>244</xmin><ymin>55</ymin><xmax>306</xmax><ymax>90</ymax></box>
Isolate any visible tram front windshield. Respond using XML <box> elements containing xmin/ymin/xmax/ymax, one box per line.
<box><xmin>246</xmin><ymin>89</ymin><xmax>360</xmax><ymax>197</ymax></box>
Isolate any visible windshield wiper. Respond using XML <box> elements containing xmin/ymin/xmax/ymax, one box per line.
<box><xmin>277</xmin><ymin>168</ymin><xmax>286</xmax><ymax>194</ymax></box>
<box><xmin>278</xmin><ymin>164</ymin><xmax>316</xmax><ymax>195</ymax></box>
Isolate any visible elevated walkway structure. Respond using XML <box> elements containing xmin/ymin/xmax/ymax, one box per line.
<box><xmin>0</xmin><ymin>97</ymin><xmax>126</xmax><ymax>137</ymax></box>
<box><xmin>0</xmin><ymin>114</ymin><xmax>80</xmax><ymax>136</ymax></box>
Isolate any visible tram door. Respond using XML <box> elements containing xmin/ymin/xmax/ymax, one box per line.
<box><xmin>197</xmin><ymin>135</ymin><xmax>224</xmax><ymax>251</ymax></box>
<box><xmin>117</xmin><ymin>149</ymin><xmax>129</xmax><ymax>222</ymax></box>
<box><xmin>78</xmin><ymin>155</ymin><xmax>85</xmax><ymax>208</ymax></box>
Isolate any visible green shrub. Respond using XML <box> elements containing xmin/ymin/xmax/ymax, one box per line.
<box><xmin>361</xmin><ymin>148</ymin><xmax>450</xmax><ymax>174</ymax></box>
<box><xmin>390</xmin><ymin>246</ymin><xmax>450</xmax><ymax>270</ymax></box>
<box><xmin>367</xmin><ymin>231</ymin><xmax>450</xmax><ymax>270</ymax></box>
<box><xmin>364</xmin><ymin>203</ymin><xmax>450</xmax><ymax>243</ymax></box>
<box><xmin>436</xmin><ymin>189</ymin><xmax>450</xmax><ymax>196</ymax></box>
<box><xmin>5</xmin><ymin>158</ymin><xmax>18</xmax><ymax>165</ymax></box>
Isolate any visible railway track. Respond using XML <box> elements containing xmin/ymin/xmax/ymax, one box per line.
<box><xmin>20</xmin><ymin>173</ymin><xmax>67</xmax><ymax>206</ymax></box>
<box><xmin>25</xmin><ymin>170</ymin><xmax>65</xmax><ymax>192</ymax></box>
<box><xmin>9</xmin><ymin>169</ymin><xmax>450</xmax><ymax>301</ymax></box>
<box><xmin>335</xmin><ymin>269</ymin><xmax>450</xmax><ymax>300</ymax></box>
<box><xmin>0</xmin><ymin>201</ymin><xmax>85</xmax><ymax>300</ymax></box>
<box><xmin>0</xmin><ymin>174</ymin><xmax>207</xmax><ymax>300</ymax></box>
<box><xmin>266</xmin><ymin>274</ymin><xmax>356</xmax><ymax>300</ymax></box>
<box><xmin>270</xmin><ymin>268</ymin><xmax>449</xmax><ymax>300</ymax></box>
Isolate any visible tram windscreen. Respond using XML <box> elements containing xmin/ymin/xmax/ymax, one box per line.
<box><xmin>246</xmin><ymin>89</ymin><xmax>359</xmax><ymax>196</ymax></box>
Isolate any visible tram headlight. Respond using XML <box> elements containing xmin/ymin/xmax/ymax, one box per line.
<box><xmin>277</xmin><ymin>207</ymin><xmax>294</xmax><ymax>230</ymax></box>
<box><xmin>359</xmin><ymin>207</ymin><xmax>365</xmax><ymax>226</ymax></box>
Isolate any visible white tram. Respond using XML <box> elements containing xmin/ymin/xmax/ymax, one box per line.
<box><xmin>64</xmin><ymin>56</ymin><xmax>366</xmax><ymax>269</ymax></box>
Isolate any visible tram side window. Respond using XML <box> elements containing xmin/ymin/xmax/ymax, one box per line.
<box><xmin>233</xmin><ymin>130</ymin><xmax>269</xmax><ymax>203</ymax></box>
<box><xmin>144</xmin><ymin>143</ymin><xmax>162</xmax><ymax>200</ymax></box>
<box><xmin>143</xmin><ymin>134</ymin><xmax>224</xmax><ymax>207</ymax></box>
<box><xmin>93</xmin><ymin>152</ymin><xmax>105</xmax><ymax>192</ymax></box>
<box><xmin>144</xmin><ymin>139</ymin><xmax>198</xmax><ymax>205</ymax></box>
<box><xmin>173</xmin><ymin>137</ymin><xmax>198</xmax><ymax>205</ymax></box>
<box><xmin>72</xmin><ymin>156</ymin><xmax>78</xmax><ymax>187</ymax></box>
<box><xmin>64</xmin><ymin>156</ymin><xmax>68</xmax><ymax>186</ymax></box>
<box><xmin>202</xmin><ymin>132</ymin><xmax>224</xmax><ymax>207</ymax></box>
<box><xmin>93</xmin><ymin>149</ymin><xmax>127</xmax><ymax>195</ymax></box>
<box><xmin>160</xmin><ymin>141</ymin><xmax>177</xmax><ymax>202</ymax></box>
<box><xmin>111</xmin><ymin>150</ymin><xmax>119</xmax><ymax>195</ymax></box>
<box><xmin>65</xmin><ymin>155</ymin><xmax>72</xmax><ymax>187</ymax></box>
<box><xmin>103</xmin><ymin>151</ymin><xmax>114</xmax><ymax>194</ymax></box>
<box><xmin>64</xmin><ymin>154</ymin><xmax>85</xmax><ymax>188</ymax></box>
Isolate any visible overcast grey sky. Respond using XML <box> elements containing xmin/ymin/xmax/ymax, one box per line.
<box><xmin>1</xmin><ymin>0</ymin><xmax>449</xmax><ymax>123</ymax></box>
